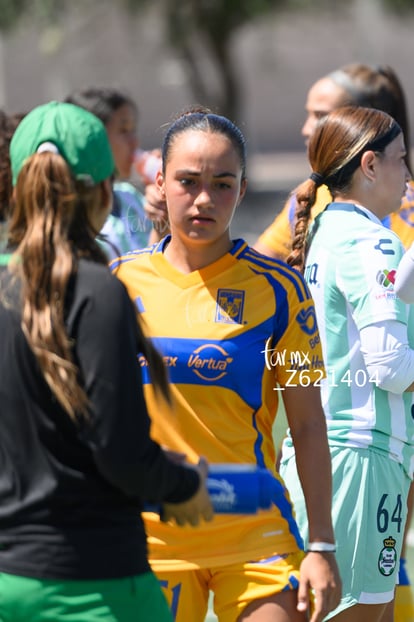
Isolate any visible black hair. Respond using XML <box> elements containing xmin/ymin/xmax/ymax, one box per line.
<box><xmin>162</xmin><ymin>107</ymin><xmax>247</xmax><ymax>179</ymax></box>
<box><xmin>64</xmin><ymin>87</ymin><xmax>137</xmax><ymax>127</ymax></box>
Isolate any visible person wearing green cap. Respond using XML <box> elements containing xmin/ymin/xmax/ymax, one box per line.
<box><xmin>0</xmin><ymin>100</ymin><xmax>213</xmax><ymax>622</ymax></box>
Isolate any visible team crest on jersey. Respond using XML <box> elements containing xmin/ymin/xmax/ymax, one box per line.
<box><xmin>215</xmin><ymin>289</ymin><xmax>245</xmax><ymax>324</ymax></box>
<box><xmin>378</xmin><ymin>536</ymin><xmax>397</xmax><ymax>576</ymax></box>
<box><xmin>295</xmin><ymin>307</ymin><xmax>317</xmax><ymax>335</ymax></box>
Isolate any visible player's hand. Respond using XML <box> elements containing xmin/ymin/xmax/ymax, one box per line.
<box><xmin>162</xmin><ymin>448</ymin><xmax>187</xmax><ymax>465</ymax></box>
<box><xmin>161</xmin><ymin>457</ymin><xmax>214</xmax><ymax>527</ymax></box>
<box><xmin>297</xmin><ymin>552</ymin><xmax>342</xmax><ymax>621</ymax></box>
<box><xmin>144</xmin><ymin>184</ymin><xmax>169</xmax><ymax>228</ymax></box>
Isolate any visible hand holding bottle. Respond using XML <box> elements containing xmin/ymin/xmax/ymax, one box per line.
<box><xmin>144</xmin><ymin>182</ymin><xmax>170</xmax><ymax>242</ymax></box>
<box><xmin>161</xmin><ymin>457</ymin><xmax>214</xmax><ymax>527</ymax></box>
<box><xmin>134</xmin><ymin>148</ymin><xmax>162</xmax><ymax>185</ymax></box>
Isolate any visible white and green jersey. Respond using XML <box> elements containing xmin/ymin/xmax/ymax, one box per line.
<box><xmin>302</xmin><ymin>202</ymin><xmax>414</xmax><ymax>476</ymax></box>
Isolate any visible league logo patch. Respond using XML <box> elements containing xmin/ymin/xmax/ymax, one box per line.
<box><xmin>378</xmin><ymin>536</ymin><xmax>397</xmax><ymax>577</ymax></box>
<box><xmin>376</xmin><ymin>269</ymin><xmax>396</xmax><ymax>289</ymax></box>
<box><xmin>215</xmin><ymin>289</ymin><xmax>245</xmax><ymax>324</ymax></box>
<box><xmin>295</xmin><ymin>307</ymin><xmax>317</xmax><ymax>335</ymax></box>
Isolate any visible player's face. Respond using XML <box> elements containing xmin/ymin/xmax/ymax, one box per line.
<box><xmin>105</xmin><ymin>103</ymin><xmax>138</xmax><ymax>179</ymax></box>
<box><xmin>374</xmin><ymin>133</ymin><xmax>410</xmax><ymax>217</ymax></box>
<box><xmin>159</xmin><ymin>129</ymin><xmax>246</xmax><ymax>248</ymax></box>
<box><xmin>302</xmin><ymin>77</ymin><xmax>348</xmax><ymax>145</ymax></box>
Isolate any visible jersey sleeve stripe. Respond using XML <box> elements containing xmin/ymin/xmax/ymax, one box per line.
<box><xmin>243</xmin><ymin>250</ymin><xmax>310</xmax><ymax>302</ymax></box>
<box><xmin>109</xmin><ymin>246</ymin><xmax>156</xmax><ymax>271</ymax></box>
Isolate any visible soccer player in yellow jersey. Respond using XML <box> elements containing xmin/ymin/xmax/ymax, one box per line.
<box><xmin>254</xmin><ymin>64</ymin><xmax>414</xmax><ymax>622</ymax></box>
<box><xmin>112</xmin><ymin>108</ymin><xmax>341</xmax><ymax>622</ymax></box>
<box><xmin>255</xmin><ymin>64</ymin><xmax>414</xmax><ymax>260</ymax></box>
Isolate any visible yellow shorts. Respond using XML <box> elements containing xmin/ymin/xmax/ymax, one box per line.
<box><xmin>157</xmin><ymin>551</ymin><xmax>304</xmax><ymax>622</ymax></box>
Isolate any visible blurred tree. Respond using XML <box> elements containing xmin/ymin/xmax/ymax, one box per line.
<box><xmin>162</xmin><ymin>0</ymin><xmax>290</xmax><ymax>122</ymax></box>
<box><xmin>123</xmin><ymin>0</ymin><xmax>414</xmax><ymax>126</ymax></box>
<box><xmin>123</xmin><ymin>0</ymin><xmax>331</xmax><ymax>121</ymax></box>
<box><xmin>0</xmin><ymin>0</ymin><xmax>66</xmax><ymax>30</ymax></box>
<box><xmin>0</xmin><ymin>0</ymin><xmax>411</xmax><ymax>120</ymax></box>
<box><xmin>382</xmin><ymin>0</ymin><xmax>414</xmax><ymax>10</ymax></box>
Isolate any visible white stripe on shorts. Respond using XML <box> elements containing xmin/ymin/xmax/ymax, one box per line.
<box><xmin>359</xmin><ymin>589</ymin><xmax>395</xmax><ymax>604</ymax></box>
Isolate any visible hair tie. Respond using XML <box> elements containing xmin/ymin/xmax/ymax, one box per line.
<box><xmin>36</xmin><ymin>142</ymin><xmax>59</xmax><ymax>155</ymax></box>
<box><xmin>309</xmin><ymin>172</ymin><xmax>324</xmax><ymax>186</ymax></box>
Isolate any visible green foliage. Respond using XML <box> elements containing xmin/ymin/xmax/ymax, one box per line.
<box><xmin>0</xmin><ymin>0</ymin><xmax>68</xmax><ymax>30</ymax></box>
<box><xmin>1</xmin><ymin>0</ymin><xmax>412</xmax><ymax>119</ymax></box>
<box><xmin>32</xmin><ymin>0</ymin><xmax>66</xmax><ymax>22</ymax></box>
<box><xmin>0</xmin><ymin>0</ymin><xmax>28</xmax><ymax>30</ymax></box>
<box><xmin>167</xmin><ymin>0</ymin><xmax>287</xmax><ymax>34</ymax></box>
<box><xmin>382</xmin><ymin>0</ymin><xmax>414</xmax><ymax>11</ymax></box>
<box><xmin>116</xmin><ymin>0</ymin><xmax>150</xmax><ymax>12</ymax></box>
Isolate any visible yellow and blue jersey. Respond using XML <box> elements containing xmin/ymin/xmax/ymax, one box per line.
<box><xmin>112</xmin><ymin>237</ymin><xmax>325</xmax><ymax>570</ymax></box>
<box><xmin>257</xmin><ymin>180</ymin><xmax>414</xmax><ymax>259</ymax></box>
<box><xmin>383</xmin><ymin>181</ymin><xmax>414</xmax><ymax>250</ymax></box>
<box><xmin>256</xmin><ymin>186</ymin><xmax>331</xmax><ymax>259</ymax></box>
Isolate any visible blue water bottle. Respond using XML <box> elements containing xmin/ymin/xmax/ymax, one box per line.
<box><xmin>206</xmin><ymin>464</ymin><xmax>279</xmax><ymax>514</ymax></box>
<box><xmin>145</xmin><ymin>464</ymin><xmax>283</xmax><ymax>514</ymax></box>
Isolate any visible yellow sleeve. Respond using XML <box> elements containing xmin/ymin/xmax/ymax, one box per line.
<box><xmin>255</xmin><ymin>194</ymin><xmax>296</xmax><ymax>260</ymax></box>
<box><xmin>255</xmin><ymin>186</ymin><xmax>332</xmax><ymax>260</ymax></box>
<box><xmin>389</xmin><ymin>180</ymin><xmax>414</xmax><ymax>250</ymax></box>
<box><xmin>274</xmin><ymin>298</ymin><xmax>325</xmax><ymax>388</ymax></box>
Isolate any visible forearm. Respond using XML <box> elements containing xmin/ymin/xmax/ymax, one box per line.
<box><xmin>283</xmin><ymin>385</ymin><xmax>335</xmax><ymax>543</ymax></box>
<box><xmin>293</xmin><ymin>419</ymin><xmax>335</xmax><ymax>543</ymax></box>
<box><xmin>394</xmin><ymin>242</ymin><xmax>414</xmax><ymax>303</ymax></box>
<box><xmin>73</xmin><ymin>274</ymin><xmax>199</xmax><ymax>502</ymax></box>
<box><xmin>360</xmin><ymin>320</ymin><xmax>414</xmax><ymax>392</ymax></box>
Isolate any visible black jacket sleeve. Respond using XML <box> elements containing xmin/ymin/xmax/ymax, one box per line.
<box><xmin>68</xmin><ymin>264</ymin><xmax>199</xmax><ymax>503</ymax></box>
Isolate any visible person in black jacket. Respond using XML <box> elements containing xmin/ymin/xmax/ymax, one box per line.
<box><xmin>0</xmin><ymin>100</ymin><xmax>213</xmax><ymax>622</ymax></box>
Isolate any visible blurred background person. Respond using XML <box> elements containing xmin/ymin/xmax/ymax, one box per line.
<box><xmin>254</xmin><ymin>63</ymin><xmax>413</xmax><ymax>258</ymax></box>
<box><xmin>65</xmin><ymin>87</ymin><xmax>160</xmax><ymax>259</ymax></box>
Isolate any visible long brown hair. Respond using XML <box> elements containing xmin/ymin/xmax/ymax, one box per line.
<box><xmin>328</xmin><ymin>63</ymin><xmax>411</xmax><ymax>173</ymax></box>
<box><xmin>287</xmin><ymin>106</ymin><xmax>401</xmax><ymax>272</ymax></box>
<box><xmin>8</xmin><ymin>152</ymin><xmax>170</xmax><ymax>421</ymax></box>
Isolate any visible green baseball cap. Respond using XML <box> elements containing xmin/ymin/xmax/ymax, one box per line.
<box><xmin>10</xmin><ymin>100</ymin><xmax>115</xmax><ymax>186</ymax></box>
